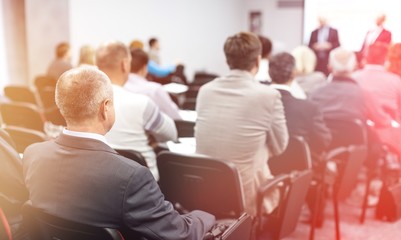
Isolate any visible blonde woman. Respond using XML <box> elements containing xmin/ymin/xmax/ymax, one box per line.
<box><xmin>292</xmin><ymin>45</ymin><xmax>327</xmax><ymax>96</ymax></box>
<box><xmin>78</xmin><ymin>44</ymin><xmax>96</xmax><ymax>66</ymax></box>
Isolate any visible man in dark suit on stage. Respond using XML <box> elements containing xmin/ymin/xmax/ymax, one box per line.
<box><xmin>308</xmin><ymin>16</ymin><xmax>340</xmax><ymax>76</ymax></box>
<box><xmin>358</xmin><ymin>13</ymin><xmax>392</xmax><ymax>66</ymax></box>
<box><xmin>22</xmin><ymin>66</ymin><xmax>215</xmax><ymax>239</ymax></box>
<box><xmin>269</xmin><ymin>52</ymin><xmax>332</xmax><ymax>156</ymax></box>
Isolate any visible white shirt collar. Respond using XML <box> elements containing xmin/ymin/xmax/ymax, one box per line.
<box><xmin>62</xmin><ymin>128</ymin><xmax>108</xmax><ymax>145</ymax></box>
<box><xmin>270</xmin><ymin>83</ymin><xmax>292</xmax><ymax>92</ymax></box>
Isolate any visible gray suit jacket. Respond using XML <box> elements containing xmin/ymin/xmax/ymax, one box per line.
<box><xmin>23</xmin><ymin>133</ymin><xmax>215</xmax><ymax>240</ymax></box>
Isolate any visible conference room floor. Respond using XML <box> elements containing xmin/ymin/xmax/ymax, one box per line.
<box><xmin>285</xmin><ymin>182</ymin><xmax>401</xmax><ymax>240</ymax></box>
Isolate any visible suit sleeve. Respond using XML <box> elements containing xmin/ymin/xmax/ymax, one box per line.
<box><xmin>122</xmin><ymin>167</ymin><xmax>215</xmax><ymax>240</ymax></box>
<box><xmin>308</xmin><ymin>30</ymin><xmax>316</xmax><ymax>49</ymax></box>
<box><xmin>331</xmin><ymin>29</ymin><xmax>340</xmax><ymax>49</ymax></box>
<box><xmin>266</xmin><ymin>92</ymin><xmax>289</xmax><ymax>156</ymax></box>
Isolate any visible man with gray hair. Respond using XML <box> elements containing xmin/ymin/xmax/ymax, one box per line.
<box><xmin>309</xmin><ymin>47</ymin><xmax>368</xmax><ymax>122</ymax></box>
<box><xmin>23</xmin><ymin>66</ymin><xmax>215</xmax><ymax>239</ymax></box>
<box><xmin>96</xmin><ymin>41</ymin><xmax>177</xmax><ymax>180</ymax></box>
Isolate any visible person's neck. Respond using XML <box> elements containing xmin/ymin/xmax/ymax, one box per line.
<box><xmin>66</xmin><ymin>123</ymin><xmax>107</xmax><ymax>136</ymax></box>
<box><xmin>103</xmin><ymin>70</ymin><xmax>126</xmax><ymax>86</ymax></box>
<box><xmin>132</xmin><ymin>71</ymin><xmax>146</xmax><ymax>78</ymax></box>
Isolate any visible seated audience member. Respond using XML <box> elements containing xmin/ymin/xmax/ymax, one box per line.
<box><xmin>148</xmin><ymin>37</ymin><xmax>161</xmax><ymax>64</ymax></box>
<box><xmin>0</xmin><ymin>136</ymin><xmax>29</xmax><ymax>239</ymax></box>
<box><xmin>96</xmin><ymin>41</ymin><xmax>177</xmax><ymax>180</ymax></box>
<box><xmin>352</xmin><ymin>43</ymin><xmax>401</xmax><ymax>155</ymax></box>
<box><xmin>130</xmin><ymin>39</ymin><xmax>184</xmax><ymax>84</ymax></box>
<box><xmin>195</xmin><ymin>32</ymin><xmax>288</xmax><ymax>217</ymax></box>
<box><xmin>387</xmin><ymin>43</ymin><xmax>401</xmax><ymax>78</ymax></box>
<box><xmin>147</xmin><ymin>37</ymin><xmax>176</xmax><ymax>78</ymax></box>
<box><xmin>255</xmin><ymin>35</ymin><xmax>273</xmax><ymax>82</ymax></box>
<box><xmin>78</xmin><ymin>44</ymin><xmax>96</xmax><ymax>66</ymax></box>
<box><xmin>22</xmin><ymin>67</ymin><xmax>215</xmax><ymax>239</ymax></box>
<box><xmin>47</xmin><ymin>42</ymin><xmax>73</xmax><ymax>80</ymax></box>
<box><xmin>292</xmin><ymin>45</ymin><xmax>327</xmax><ymax>96</ymax></box>
<box><xmin>269</xmin><ymin>52</ymin><xmax>331</xmax><ymax>156</ymax></box>
<box><xmin>125</xmin><ymin>49</ymin><xmax>181</xmax><ymax>120</ymax></box>
<box><xmin>255</xmin><ymin>35</ymin><xmax>306</xmax><ymax>99</ymax></box>
<box><xmin>309</xmin><ymin>48</ymin><xmax>368</xmax><ymax>122</ymax></box>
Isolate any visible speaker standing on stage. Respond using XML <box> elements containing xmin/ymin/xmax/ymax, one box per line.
<box><xmin>308</xmin><ymin>16</ymin><xmax>340</xmax><ymax>76</ymax></box>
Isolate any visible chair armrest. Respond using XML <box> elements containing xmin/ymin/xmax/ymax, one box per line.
<box><xmin>325</xmin><ymin>146</ymin><xmax>350</xmax><ymax>161</ymax></box>
<box><xmin>256</xmin><ymin>174</ymin><xmax>291</xmax><ymax>218</ymax></box>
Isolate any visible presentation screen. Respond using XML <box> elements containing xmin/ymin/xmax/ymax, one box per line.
<box><xmin>303</xmin><ymin>0</ymin><xmax>401</xmax><ymax>51</ymax></box>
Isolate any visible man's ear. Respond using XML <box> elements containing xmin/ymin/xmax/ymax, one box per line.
<box><xmin>122</xmin><ymin>58</ymin><xmax>131</xmax><ymax>73</ymax></box>
<box><xmin>100</xmin><ymin>99</ymin><xmax>111</xmax><ymax>120</ymax></box>
<box><xmin>256</xmin><ymin>55</ymin><xmax>261</xmax><ymax>69</ymax></box>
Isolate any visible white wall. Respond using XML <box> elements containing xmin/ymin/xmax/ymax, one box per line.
<box><xmin>25</xmin><ymin>0</ymin><xmax>70</xmax><ymax>83</ymax></box>
<box><xmin>0</xmin><ymin>0</ymin><xmax>8</xmax><ymax>91</ymax></box>
<box><xmin>244</xmin><ymin>0</ymin><xmax>304</xmax><ymax>53</ymax></box>
<box><xmin>69</xmin><ymin>0</ymin><xmax>247</xmax><ymax>79</ymax></box>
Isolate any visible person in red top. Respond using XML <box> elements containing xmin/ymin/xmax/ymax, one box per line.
<box><xmin>358</xmin><ymin>14</ymin><xmax>392</xmax><ymax>66</ymax></box>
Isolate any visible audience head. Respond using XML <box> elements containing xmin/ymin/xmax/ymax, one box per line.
<box><xmin>129</xmin><ymin>40</ymin><xmax>144</xmax><ymax>50</ymax></box>
<box><xmin>55</xmin><ymin>42</ymin><xmax>70</xmax><ymax>59</ymax></box>
<box><xmin>130</xmin><ymin>49</ymin><xmax>149</xmax><ymax>76</ymax></box>
<box><xmin>55</xmin><ymin>66</ymin><xmax>114</xmax><ymax>132</ymax></box>
<box><xmin>328</xmin><ymin>47</ymin><xmax>357</xmax><ymax>75</ymax></box>
<box><xmin>388</xmin><ymin>43</ymin><xmax>401</xmax><ymax>77</ymax></box>
<box><xmin>291</xmin><ymin>45</ymin><xmax>318</xmax><ymax>75</ymax></box>
<box><xmin>269</xmin><ymin>52</ymin><xmax>296</xmax><ymax>84</ymax></box>
<box><xmin>224</xmin><ymin>32</ymin><xmax>261</xmax><ymax>73</ymax></box>
<box><xmin>365</xmin><ymin>42</ymin><xmax>389</xmax><ymax>65</ymax></box>
<box><xmin>376</xmin><ymin>13</ymin><xmax>386</xmax><ymax>27</ymax></box>
<box><xmin>78</xmin><ymin>45</ymin><xmax>96</xmax><ymax>66</ymax></box>
<box><xmin>96</xmin><ymin>41</ymin><xmax>131</xmax><ymax>86</ymax></box>
<box><xmin>258</xmin><ymin>35</ymin><xmax>272</xmax><ymax>59</ymax></box>
<box><xmin>149</xmin><ymin>38</ymin><xmax>159</xmax><ymax>50</ymax></box>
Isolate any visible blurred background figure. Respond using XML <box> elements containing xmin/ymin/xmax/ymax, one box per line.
<box><xmin>308</xmin><ymin>16</ymin><xmax>340</xmax><ymax>76</ymax></box>
<box><xmin>387</xmin><ymin>43</ymin><xmax>401</xmax><ymax>77</ymax></box>
<box><xmin>255</xmin><ymin>35</ymin><xmax>273</xmax><ymax>82</ymax></box>
<box><xmin>292</xmin><ymin>45</ymin><xmax>327</xmax><ymax>96</ymax></box>
<box><xmin>78</xmin><ymin>44</ymin><xmax>96</xmax><ymax>67</ymax></box>
<box><xmin>148</xmin><ymin>37</ymin><xmax>160</xmax><ymax>64</ymax></box>
<box><xmin>47</xmin><ymin>42</ymin><xmax>73</xmax><ymax>80</ymax></box>
<box><xmin>358</xmin><ymin>13</ymin><xmax>392</xmax><ymax>66</ymax></box>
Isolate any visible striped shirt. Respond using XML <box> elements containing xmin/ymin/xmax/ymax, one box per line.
<box><xmin>105</xmin><ymin>85</ymin><xmax>177</xmax><ymax>180</ymax></box>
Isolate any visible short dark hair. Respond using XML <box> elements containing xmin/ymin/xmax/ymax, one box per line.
<box><xmin>366</xmin><ymin>42</ymin><xmax>389</xmax><ymax>65</ymax></box>
<box><xmin>56</xmin><ymin>42</ymin><xmax>70</xmax><ymax>58</ymax></box>
<box><xmin>269</xmin><ymin>52</ymin><xmax>295</xmax><ymax>84</ymax></box>
<box><xmin>130</xmin><ymin>49</ymin><xmax>149</xmax><ymax>73</ymax></box>
<box><xmin>258</xmin><ymin>35</ymin><xmax>272</xmax><ymax>59</ymax></box>
<box><xmin>224</xmin><ymin>32</ymin><xmax>261</xmax><ymax>71</ymax></box>
<box><xmin>149</xmin><ymin>38</ymin><xmax>158</xmax><ymax>47</ymax></box>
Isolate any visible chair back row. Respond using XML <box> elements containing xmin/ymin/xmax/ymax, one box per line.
<box><xmin>22</xmin><ymin>204</ymin><xmax>124</xmax><ymax>240</ymax></box>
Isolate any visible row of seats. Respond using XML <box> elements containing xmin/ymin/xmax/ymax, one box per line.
<box><xmin>0</xmin><ymin>120</ymin><xmax>368</xmax><ymax>240</ymax></box>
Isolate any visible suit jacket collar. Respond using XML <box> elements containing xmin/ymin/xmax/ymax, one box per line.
<box><xmin>226</xmin><ymin>70</ymin><xmax>255</xmax><ymax>82</ymax></box>
<box><xmin>276</xmin><ymin>88</ymin><xmax>295</xmax><ymax>99</ymax></box>
<box><xmin>332</xmin><ymin>75</ymin><xmax>358</xmax><ymax>84</ymax></box>
<box><xmin>55</xmin><ymin>133</ymin><xmax>117</xmax><ymax>154</ymax></box>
